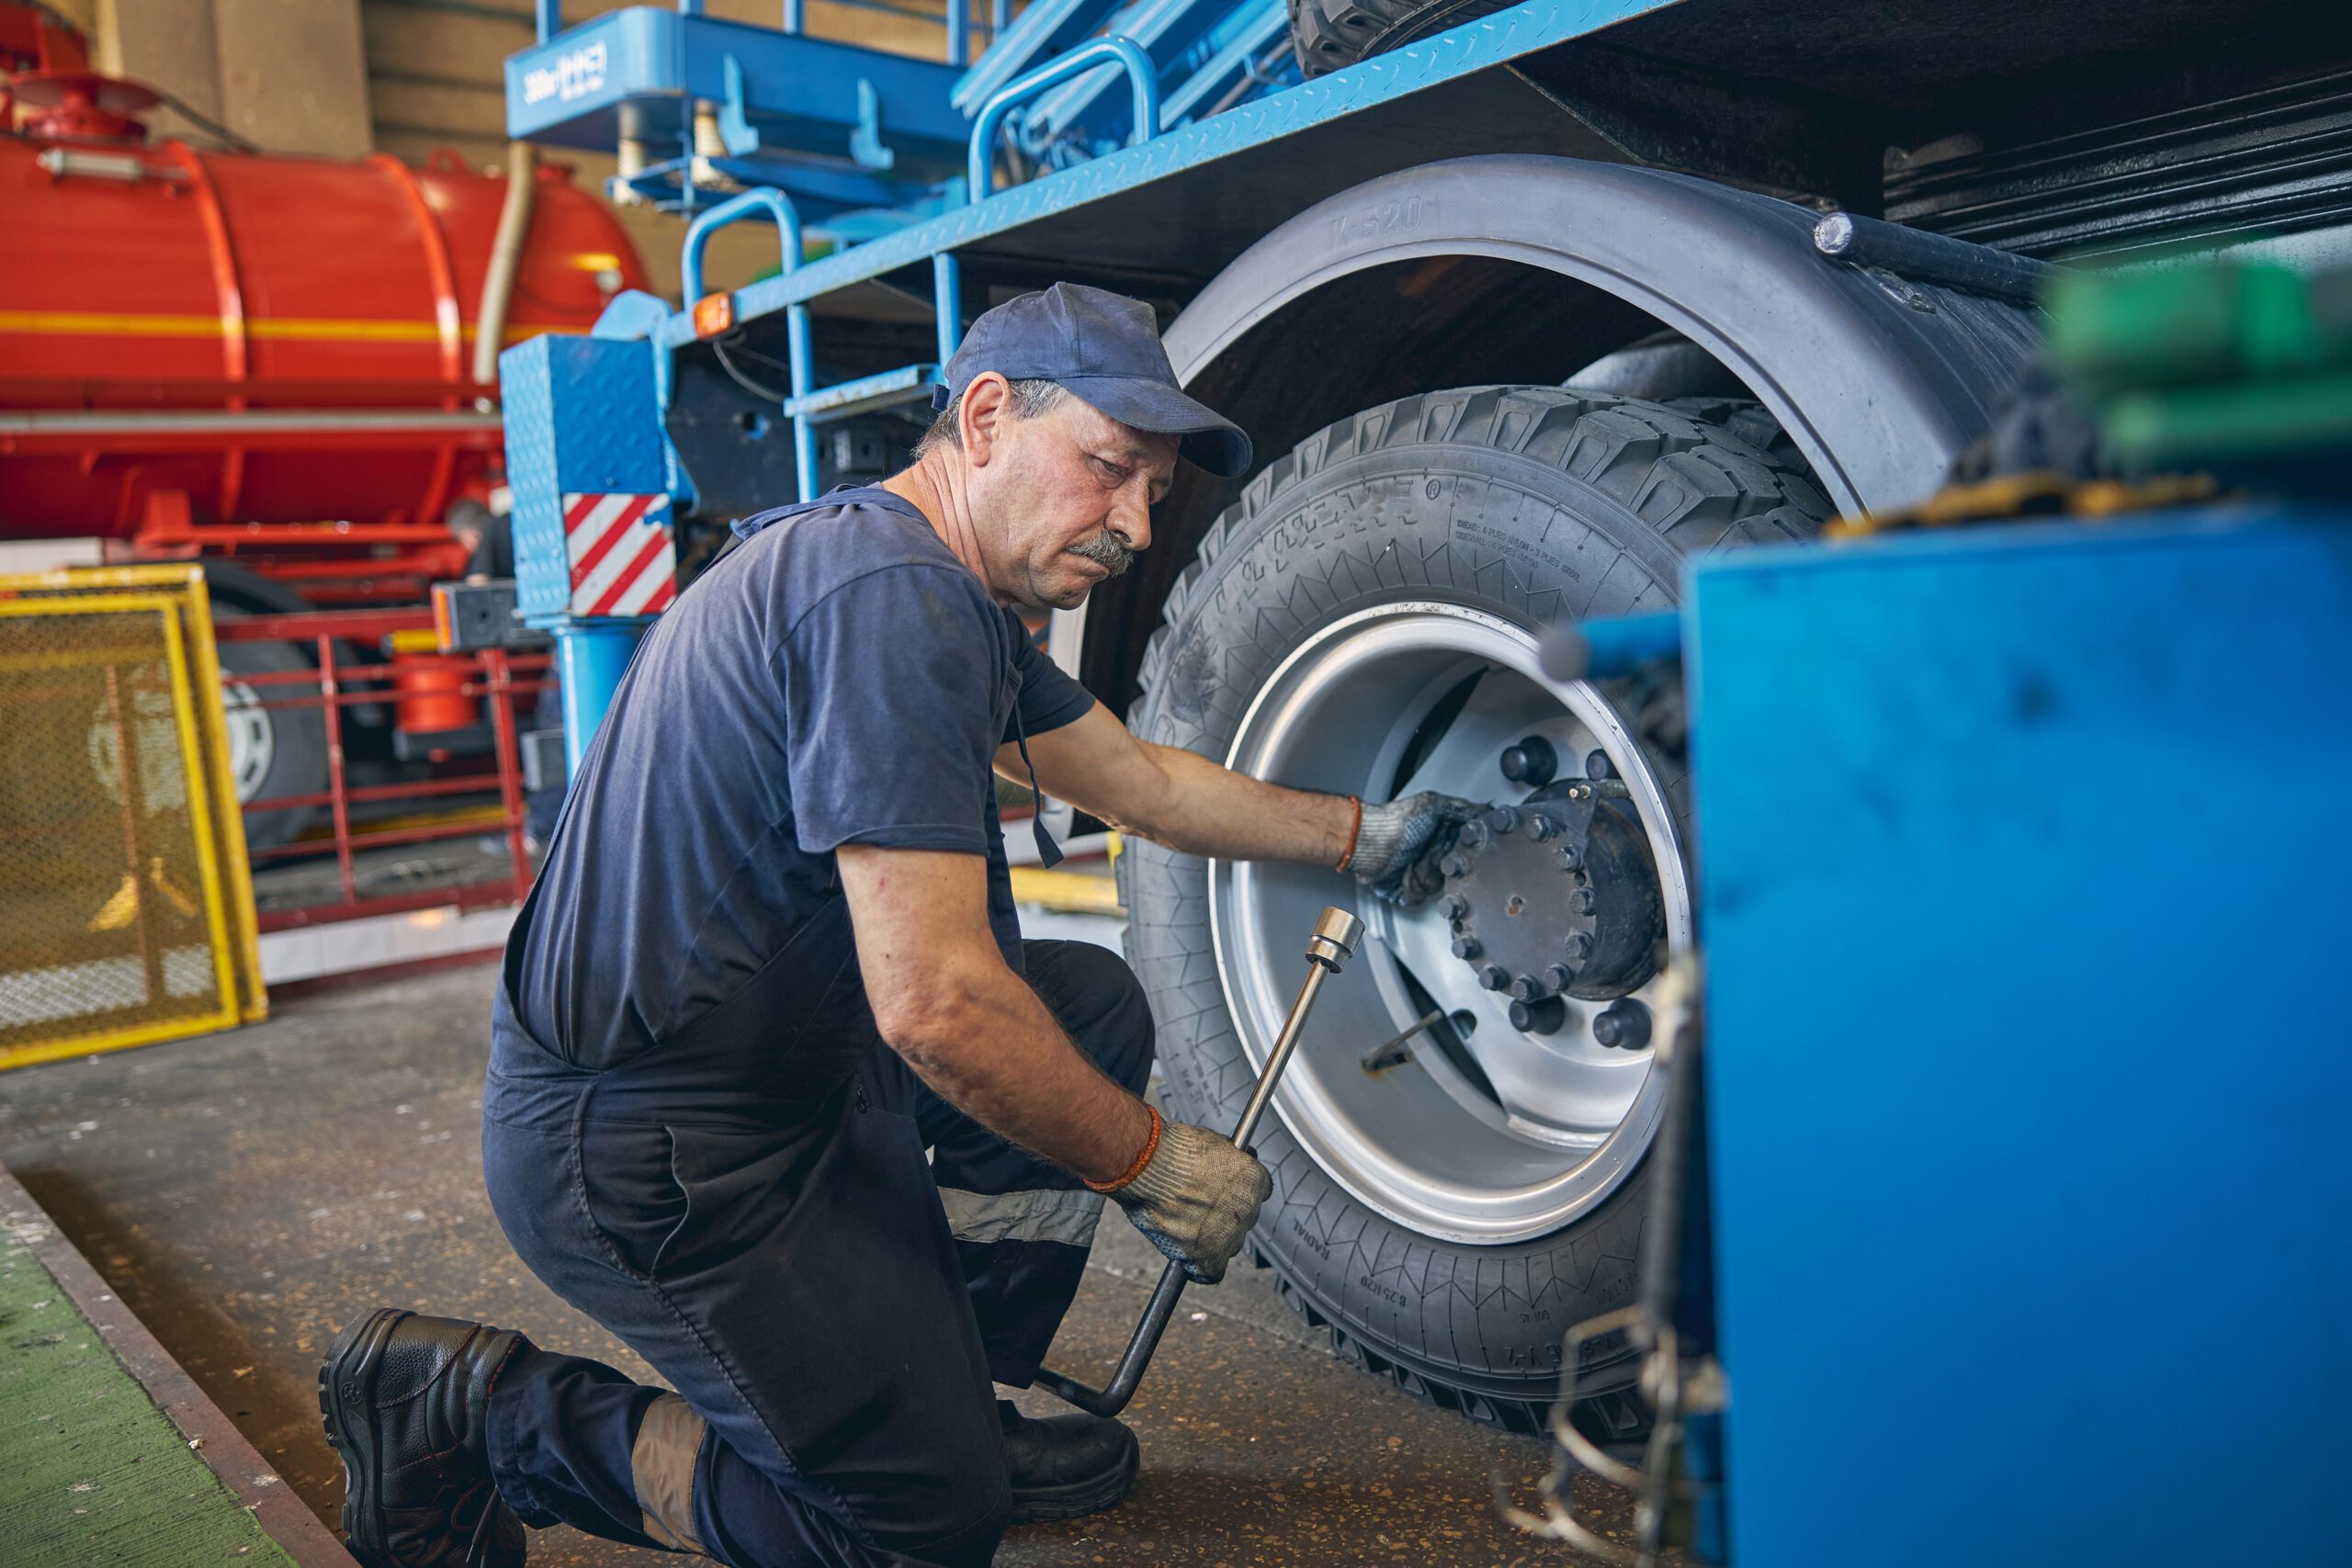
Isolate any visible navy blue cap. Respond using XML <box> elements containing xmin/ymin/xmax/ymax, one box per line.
<box><xmin>932</xmin><ymin>283</ymin><xmax>1252</xmax><ymax>478</ymax></box>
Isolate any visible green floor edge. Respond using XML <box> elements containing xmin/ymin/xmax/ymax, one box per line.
<box><xmin>2</xmin><ymin>1226</ymin><xmax>294</xmax><ymax>1566</ymax></box>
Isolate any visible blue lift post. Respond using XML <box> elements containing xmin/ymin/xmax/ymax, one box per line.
<box><xmin>500</xmin><ymin>333</ymin><xmax>674</xmax><ymax>778</ymax></box>
<box><xmin>1686</xmin><ymin>506</ymin><xmax>2351</xmax><ymax>1565</ymax></box>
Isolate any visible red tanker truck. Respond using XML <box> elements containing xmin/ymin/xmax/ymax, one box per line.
<box><xmin>0</xmin><ymin>2</ymin><xmax>649</xmax><ymax>845</ymax></box>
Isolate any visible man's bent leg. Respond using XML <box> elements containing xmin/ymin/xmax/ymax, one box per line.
<box><xmin>889</xmin><ymin>940</ymin><xmax>1157</xmax><ymax>1386</ymax></box>
<box><xmin>478</xmin><ymin>1096</ymin><xmax>1011</xmax><ymax>1567</ymax></box>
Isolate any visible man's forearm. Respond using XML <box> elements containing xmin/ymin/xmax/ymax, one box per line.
<box><xmin>1125</xmin><ymin>741</ymin><xmax>1356</xmax><ymax>866</ymax></box>
<box><xmin>887</xmin><ymin>963</ymin><xmax>1155</xmax><ymax>1184</ymax></box>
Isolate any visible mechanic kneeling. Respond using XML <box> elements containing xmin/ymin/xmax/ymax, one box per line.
<box><xmin>318</xmin><ymin>285</ymin><xmax>1477</xmax><ymax>1568</ymax></box>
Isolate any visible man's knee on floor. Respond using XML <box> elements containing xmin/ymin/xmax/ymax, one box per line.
<box><xmin>1047</xmin><ymin>942</ymin><xmax>1155</xmax><ymax>1093</ymax></box>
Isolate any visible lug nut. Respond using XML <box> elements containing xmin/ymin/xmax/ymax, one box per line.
<box><xmin>1509</xmin><ymin>995</ymin><xmax>1568</xmax><ymax>1035</ymax></box>
<box><xmin>1441</xmin><ymin>894</ymin><xmax>1468</xmax><ymax>920</ymax></box>
<box><xmin>1441</xmin><ymin>852</ymin><xmax>1472</xmax><ymax>878</ymax></box>
<box><xmin>1484</xmin><ymin>806</ymin><xmax>1521</xmax><ymax>836</ymax></box>
<box><xmin>1499</xmin><ymin>735</ymin><xmax>1558</xmax><ymax>786</ymax></box>
<box><xmin>1566</xmin><ymin>930</ymin><xmax>1595</xmax><ymax>960</ymax></box>
<box><xmin>1452</xmin><ymin>935</ymin><xmax>1484</xmax><ymax>961</ymax></box>
<box><xmin>1544</xmin><ymin>964</ymin><xmax>1574</xmax><ymax>992</ymax></box>
<box><xmin>1476</xmin><ymin>964</ymin><xmax>1509</xmax><ymax>991</ymax></box>
<box><xmin>1528</xmin><ymin>814</ymin><xmax>1560</xmax><ymax>841</ymax></box>
<box><xmin>1555</xmin><ymin>844</ymin><xmax>1583</xmax><ymax>872</ymax></box>
<box><xmin>1508</xmin><ymin>974</ymin><xmax>1546</xmax><ymax>1002</ymax></box>
<box><xmin>1458</xmin><ymin>820</ymin><xmax>1488</xmax><ymax>851</ymax></box>
<box><xmin>1593</xmin><ymin>999</ymin><xmax>1652</xmax><ymax>1050</ymax></box>
<box><xmin>1573</xmin><ymin>887</ymin><xmax>1598</xmax><ymax>914</ymax></box>
<box><xmin>1586</xmin><ymin>750</ymin><xmax>1616</xmax><ymax>781</ymax></box>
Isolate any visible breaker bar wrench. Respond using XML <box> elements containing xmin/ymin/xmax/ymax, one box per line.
<box><xmin>1036</xmin><ymin>905</ymin><xmax>1366</xmax><ymax>1417</ymax></box>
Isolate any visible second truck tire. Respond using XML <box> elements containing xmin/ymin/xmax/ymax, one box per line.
<box><xmin>1288</xmin><ymin>0</ymin><xmax>1515</xmax><ymax>75</ymax></box>
<box><xmin>1121</xmin><ymin>386</ymin><xmax>1826</xmax><ymax>1433</ymax></box>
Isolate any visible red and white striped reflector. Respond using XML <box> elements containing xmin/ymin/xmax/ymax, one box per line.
<box><xmin>561</xmin><ymin>492</ymin><xmax>676</xmax><ymax>618</ymax></box>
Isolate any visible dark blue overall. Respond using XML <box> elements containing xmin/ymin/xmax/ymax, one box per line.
<box><xmin>474</xmin><ymin>491</ymin><xmax>1147</xmax><ymax>1565</ymax></box>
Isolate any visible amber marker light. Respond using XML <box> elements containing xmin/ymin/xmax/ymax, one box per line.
<box><xmin>692</xmin><ymin>292</ymin><xmax>735</xmax><ymax>338</ymax></box>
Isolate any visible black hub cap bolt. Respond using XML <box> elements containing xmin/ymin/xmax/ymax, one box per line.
<box><xmin>1566</xmin><ymin>931</ymin><xmax>1595</xmax><ymax>961</ymax></box>
<box><xmin>1509</xmin><ymin>996</ymin><xmax>1568</xmax><ymax>1035</ymax></box>
<box><xmin>1457</xmin><ymin>820</ymin><xmax>1488</xmax><ymax>851</ymax></box>
<box><xmin>1499</xmin><ymin>735</ymin><xmax>1558</xmax><ymax>786</ymax></box>
<box><xmin>1544</xmin><ymin>964</ymin><xmax>1574</xmax><ymax>992</ymax></box>
<box><xmin>1586</xmin><ymin>750</ymin><xmax>1616</xmax><ymax>781</ymax></box>
<box><xmin>1476</xmin><ymin>964</ymin><xmax>1509</xmax><ymax>991</ymax></box>
<box><xmin>1555</xmin><ymin>844</ymin><xmax>1583</xmax><ymax>872</ymax></box>
<box><xmin>1593</xmin><ymin>999</ymin><xmax>1653</xmax><ymax>1050</ymax></box>
<box><xmin>1451</xmin><ymin>935</ymin><xmax>1483</xmax><ymax>961</ymax></box>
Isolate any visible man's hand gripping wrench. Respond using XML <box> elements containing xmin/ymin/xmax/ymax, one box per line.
<box><xmin>1037</xmin><ymin>906</ymin><xmax>1365</xmax><ymax>1417</ymax></box>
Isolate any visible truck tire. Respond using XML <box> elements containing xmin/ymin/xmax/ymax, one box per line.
<box><xmin>1289</xmin><ymin>0</ymin><xmax>1511</xmax><ymax>75</ymax></box>
<box><xmin>212</xmin><ymin>608</ymin><xmax>326</xmax><ymax>852</ymax></box>
<box><xmin>1121</xmin><ymin>386</ymin><xmax>1825</xmax><ymax>1433</ymax></box>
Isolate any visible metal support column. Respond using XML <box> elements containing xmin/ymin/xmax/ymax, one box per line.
<box><xmin>554</xmin><ymin>623</ymin><xmax>643</xmax><ymax>779</ymax></box>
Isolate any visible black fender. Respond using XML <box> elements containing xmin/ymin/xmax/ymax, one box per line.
<box><xmin>1078</xmin><ymin>155</ymin><xmax>2040</xmax><ymax>705</ymax></box>
<box><xmin>1168</xmin><ymin>154</ymin><xmax>2039</xmax><ymax>516</ymax></box>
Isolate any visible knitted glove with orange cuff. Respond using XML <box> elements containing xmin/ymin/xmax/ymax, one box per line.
<box><xmin>1091</xmin><ymin>1109</ymin><xmax>1271</xmax><ymax>1284</ymax></box>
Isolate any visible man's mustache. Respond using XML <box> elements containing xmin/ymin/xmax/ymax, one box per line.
<box><xmin>1070</xmin><ymin>530</ymin><xmax>1136</xmax><ymax>577</ymax></box>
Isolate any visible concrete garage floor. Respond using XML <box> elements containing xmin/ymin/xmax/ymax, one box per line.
<box><xmin>0</xmin><ymin>964</ymin><xmax>1634</xmax><ymax>1566</ymax></box>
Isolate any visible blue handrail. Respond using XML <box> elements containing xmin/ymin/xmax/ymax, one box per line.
<box><xmin>676</xmin><ymin>188</ymin><xmax>819</xmax><ymax>501</ymax></box>
<box><xmin>680</xmin><ymin>187</ymin><xmax>806</xmax><ymax>304</ymax></box>
<box><xmin>967</xmin><ymin>36</ymin><xmax>1160</xmax><ymax>201</ymax></box>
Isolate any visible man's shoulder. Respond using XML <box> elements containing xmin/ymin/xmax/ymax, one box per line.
<box><xmin>732</xmin><ymin>490</ymin><xmax>985</xmax><ymax>617</ymax></box>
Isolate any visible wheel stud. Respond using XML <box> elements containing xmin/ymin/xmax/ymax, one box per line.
<box><xmin>1485</xmin><ymin>806</ymin><xmax>1521</xmax><ymax>835</ymax></box>
<box><xmin>1555</xmin><ymin>844</ymin><xmax>1583</xmax><ymax>872</ymax></box>
<box><xmin>1566</xmin><ymin>930</ymin><xmax>1595</xmax><ymax>960</ymax></box>
<box><xmin>1507</xmin><ymin>974</ymin><xmax>1545</xmax><ymax>1002</ymax></box>
<box><xmin>1573</xmin><ymin>887</ymin><xmax>1598</xmax><ymax>914</ymax></box>
<box><xmin>1544</xmin><ymin>964</ymin><xmax>1574</xmax><ymax>992</ymax></box>
<box><xmin>1452</xmin><ymin>935</ymin><xmax>1483</xmax><ymax>961</ymax></box>
<box><xmin>1527</xmin><ymin>814</ymin><xmax>1560</xmax><ymax>841</ymax></box>
<box><xmin>1457</xmin><ymin>820</ymin><xmax>1488</xmax><ymax>850</ymax></box>
<box><xmin>1593</xmin><ymin>999</ymin><xmax>1652</xmax><ymax>1050</ymax></box>
<box><xmin>1499</xmin><ymin>735</ymin><xmax>1558</xmax><ymax>786</ymax></box>
<box><xmin>1476</xmin><ymin>964</ymin><xmax>1510</xmax><ymax>991</ymax></box>
<box><xmin>1441</xmin><ymin>852</ymin><xmax>1472</xmax><ymax>878</ymax></box>
<box><xmin>1509</xmin><ymin>995</ymin><xmax>1568</xmax><ymax>1035</ymax></box>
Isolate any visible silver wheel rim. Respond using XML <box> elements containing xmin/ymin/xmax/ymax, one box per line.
<box><xmin>1208</xmin><ymin>603</ymin><xmax>1691</xmax><ymax>1245</ymax></box>
<box><xmin>220</xmin><ymin>676</ymin><xmax>275</xmax><ymax>804</ymax></box>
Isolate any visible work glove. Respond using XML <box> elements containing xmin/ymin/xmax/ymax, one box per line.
<box><xmin>1105</xmin><ymin>1121</ymin><xmax>1272</xmax><ymax>1285</ymax></box>
<box><xmin>1351</xmin><ymin>792</ymin><xmax>1486</xmax><ymax>908</ymax></box>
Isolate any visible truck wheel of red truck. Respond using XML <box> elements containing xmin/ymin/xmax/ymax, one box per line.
<box><xmin>1121</xmin><ymin>386</ymin><xmax>1826</xmax><ymax>1436</ymax></box>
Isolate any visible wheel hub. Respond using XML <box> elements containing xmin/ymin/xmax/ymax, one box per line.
<box><xmin>1440</xmin><ymin>776</ymin><xmax>1666</xmax><ymax>1008</ymax></box>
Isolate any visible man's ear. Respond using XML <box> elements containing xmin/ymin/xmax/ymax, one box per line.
<box><xmin>959</xmin><ymin>372</ymin><xmax>1013</xmax><ymax>466</ymax></box>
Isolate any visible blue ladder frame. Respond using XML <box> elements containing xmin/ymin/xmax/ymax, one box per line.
<box><xmin>665</xmin><ymin>37</ymin><xmax>1167</xmax><ymax>502</ymax></box>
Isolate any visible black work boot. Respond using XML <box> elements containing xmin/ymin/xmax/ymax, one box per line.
<box><xmin>319</xmin><ymin>1308</ymin><xmax>530</xmax><ymax>1568</ymax></box>
<box><xmin>999</xmin><ymin>1398</ymin><xmax>1140</xmax><ymax>1522</ymax></box>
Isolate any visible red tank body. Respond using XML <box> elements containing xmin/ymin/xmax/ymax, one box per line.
<box><xmin>0</xmin><ymin>135</ymin><xmax>650</xmax><ymax>549</ymax></box>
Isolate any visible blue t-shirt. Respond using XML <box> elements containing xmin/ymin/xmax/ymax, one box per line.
<box><xmin>510</xmin><ymin>487</ymin><xmax>1096</xmax><ymax>1071</ymax></box>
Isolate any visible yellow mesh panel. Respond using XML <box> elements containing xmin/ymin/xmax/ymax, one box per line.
<box><xmin>0</xmin><ymin>567</ymin><xmax>263</xmax><ymax>1024</ymax></box>
<box><xmin>0</xmin><ymin>594</ymin><xmax>241</xmax><ymax>1069</ymax></box>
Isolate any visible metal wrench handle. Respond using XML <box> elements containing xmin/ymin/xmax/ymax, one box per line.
<box><xmin>1035</xmin><ymin>906</ymin><xmax>1365</xmax><ymax>1416</ymax></box>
